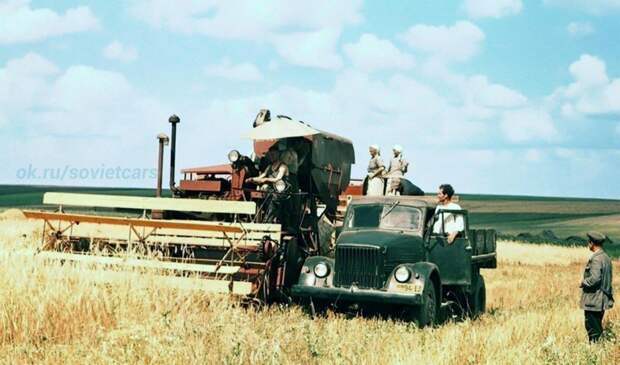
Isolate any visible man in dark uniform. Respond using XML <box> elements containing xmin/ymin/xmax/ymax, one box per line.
<box><xmin>580</xmin><ymin>231</ymin><xmax>614</xmax><ymax>342</ymax></box>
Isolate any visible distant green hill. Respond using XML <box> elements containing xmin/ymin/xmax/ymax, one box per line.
<box><xmin>2</xmin><ymin>184</ymin><xmax>619</xmax><ymax>257</ymax></box>
<box><xmin>458</xmin><ymin>194</ymin><xmax>620</xmax><ymax>257</ymax></box>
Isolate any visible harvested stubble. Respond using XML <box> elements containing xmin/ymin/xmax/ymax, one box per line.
<box><xmin>0</xmin><ymin>217</ymin><xmax>618</xmax><ymax>365</ymax></box>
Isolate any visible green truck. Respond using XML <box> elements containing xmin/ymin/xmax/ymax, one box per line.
<box><xmin>291</xmin><ymin>196</ymin><xmax>497</xmax><ymax>326</ymax></box>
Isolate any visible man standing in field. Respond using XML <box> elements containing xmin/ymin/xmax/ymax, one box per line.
<box><xmin>580</xmin><ymin>231</ymin><xmax>614</xmax><ymax>343</ymax></box>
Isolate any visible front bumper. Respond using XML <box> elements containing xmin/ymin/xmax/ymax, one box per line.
<box><xmin>291</xmin><ymin>284</ymin><xmax>423</xmax><ymax>306</ymax></box>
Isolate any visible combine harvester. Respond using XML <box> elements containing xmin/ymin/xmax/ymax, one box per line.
<box><xmin>23</xmin><ymin>110</ymin><xmax>355</xmax><ymax>303</ymax></box>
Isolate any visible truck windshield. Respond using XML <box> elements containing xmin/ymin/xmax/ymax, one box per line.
<box><xmin>345</xmin><ymin>204</ymin><xmax>421</xmax><ymax>231</ymax></box>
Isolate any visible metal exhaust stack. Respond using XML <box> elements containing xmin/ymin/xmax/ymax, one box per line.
<box><xmin>156</xmin><ymin>133</ymin><xmax>169</xmax><ymax>198</ymax></box>
<box><xmin>168</xmin><ymin>114</ymin><xmax>180</xmax><ymax>195</ymax></box>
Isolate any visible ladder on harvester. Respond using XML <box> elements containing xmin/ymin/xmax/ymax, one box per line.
<box><xmin>22</xmin><ymin>192</ymin><xmax>281</xmax><ymax>296</ymax></box>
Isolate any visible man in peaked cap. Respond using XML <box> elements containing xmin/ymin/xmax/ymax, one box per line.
<box><xmin>580</xmin><ymin>231</ymin><xmax>614</xmax><ymax>342</ymax></box>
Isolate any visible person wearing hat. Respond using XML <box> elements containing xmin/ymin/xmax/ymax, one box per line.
<box><xmin>366</xmin><ymin>145</ymin><xmax>385</xmax><ymax>196</ymax></box>
<box><xmin>580</xmin><ymin>231</ymin><xmax>614</xmax><ymax>342</ymax></box>
<box><xmin>385</xmin><ymin>144</ymin><xmax>409</xmax><ymax>196</ymax></box>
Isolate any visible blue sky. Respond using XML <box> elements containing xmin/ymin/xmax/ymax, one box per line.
<box><xmin>1</xmin><ymin>0</ymin><xmax>620</xmax><ymax>198</ymax></box>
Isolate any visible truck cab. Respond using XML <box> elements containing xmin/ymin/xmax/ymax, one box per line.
<box><xmin>291</xmin><ymin>196</ymin><xmax>497</xmax><ymax>326</ymax></box>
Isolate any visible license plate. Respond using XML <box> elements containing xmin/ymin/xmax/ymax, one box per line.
<box><xmin>395</xmin><ymin>283</ymin><xmax>423</xmax><ymax>294</ymax></box>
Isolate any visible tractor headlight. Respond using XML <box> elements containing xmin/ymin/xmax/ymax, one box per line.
<box><xmin>274</xmin><ymin>179</ymin><xmax>287</xmax><ymax>193</ymax></box>
<box><xmin>394</xmin><ymin>266</ymin><xmax>411</xmax><ymax>283</ymax></box>
<box><xmin>313</xmin><ymin>262</ymin><xmax>330</xmax><ymax>278</ymax></box>
<box><xmin>228</xmin><ymin>150</ymin><xmax>240</xmax><ymax>163</ymax></box>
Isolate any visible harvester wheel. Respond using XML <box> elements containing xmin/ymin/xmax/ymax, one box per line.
<box><xmin>282</xmin><ymin>238</ymin><xmax>305</xmax><ymax>289</ymax></box>
<box><xmin>258</xmin><ymin>259</ymin><xmax>278</xmax><ymax>304</ymax></box>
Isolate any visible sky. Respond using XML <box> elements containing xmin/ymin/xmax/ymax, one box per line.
<box><xmin>1</xmin><ymin>0</ymin><xmax>620</xmax><ymax>199</ymax></box>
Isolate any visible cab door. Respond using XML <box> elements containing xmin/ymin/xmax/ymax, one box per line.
<box><xmin>427</xmin><ymin>210</ymin><xmax>472</xmax><ymax>286</ymax></box>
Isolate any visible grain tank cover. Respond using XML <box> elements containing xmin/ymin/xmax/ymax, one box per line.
<box><xmin>310</xmin><ymin>131</ymin><xmax>355</xmax><ymax>211</ymax></box>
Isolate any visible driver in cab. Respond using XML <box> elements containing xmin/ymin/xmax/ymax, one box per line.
<box><xmin>246</xmin><ymin>145</ymin><xmax>289</xmax><ymax>191</ymax></box>
<box><xmin>432</xmin><ymin>184</ymin><xmax>464</xmax><ymax>244</ymax></box>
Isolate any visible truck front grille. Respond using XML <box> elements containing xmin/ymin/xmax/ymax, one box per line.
<box><xmin>334</xmin><ymin>245</ymin><xmax>383</xmax><ymax>289</ymax></box>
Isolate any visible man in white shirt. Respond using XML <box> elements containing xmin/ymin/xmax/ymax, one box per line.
<box><xmin>432</xmin><ymin>184</ymin><xmax>464</xmax><ymax>244</ymax></box>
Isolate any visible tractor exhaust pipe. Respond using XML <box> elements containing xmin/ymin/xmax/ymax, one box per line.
<box><xmin>156</xmin><ymin>133</ymin><xmax>169</xmax><ymax>197</ymax></box>
<box><xmin>168</xmin><ymin>114</ymin><xmax>180</xmax><ymax>195</ymax></box>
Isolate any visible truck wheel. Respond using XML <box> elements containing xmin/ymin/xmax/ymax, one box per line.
<box><xmin>414</xmin><ymin>282</ymin><xmax>437</xmax><ymax>327</ymax></box>
<box><xmin>467</xmin><ymin>275</ymin><xmax>486</xmax><ymax>318</ymax></box>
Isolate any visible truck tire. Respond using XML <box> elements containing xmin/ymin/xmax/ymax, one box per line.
<box><xmin>467</xmin><ymin>275</ymin><xmax>486</xmax><ymax>318</ymax></box>
<box><xmin>414</xmin><ymin>281</ymin><xmax>438</xmax><ymax>327</ymax></box>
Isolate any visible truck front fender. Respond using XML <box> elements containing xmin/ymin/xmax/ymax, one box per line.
<box><xmin>387</xmin><ymin>262</ymin><xmax>442</xmax><ymax>299</ymax></box>
<box><xmin>297</xmin><ymin>256</ymin><xmax>335</xmax><ymax>288</ymax></box>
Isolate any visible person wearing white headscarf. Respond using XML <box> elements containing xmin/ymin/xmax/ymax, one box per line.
<box><xmin>366</xmin><ymin>145</ymin><xmax>385</xmax><ymax>196</ymax></box>
<box><xmin>385</xmin><ymin>144</ymin><xmax>409</xmax><ymax>196</ymax></box>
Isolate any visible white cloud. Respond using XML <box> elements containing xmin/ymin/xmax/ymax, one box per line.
<box><xmin>500</xmin><ymin>108</ymin><xmax>559</xmax><ymax>143</ymax></box>
<box><xmin>343</xmin><ymin>33</ymin><xmax>415</xmax><ymax>72</ymax></box>
<box><xmin>0</xmin><ymin>53</ymin><xmax>172</xmax><ymax>187</ymax></box>
<box><xmin>204</xmin><ymin>59</ymin><xmax>263</xmax><ymax>81</ymax></box>
<box><xmin>0</xmin><ymin>53</ymin><xmax>166</xmax><ymax>137</ymax></box>
<box><xmin>185</xmin><ymin>69</ymin><xmax>529</xmax><ymax>172</ymax></box>
<box><xmin>550</xmin><ymin>54</ymin><xmax>620</xmax><ymax>117</ymax></box>
<box><xmin>103</xmin><ymin>41</ymin><xmax>139</xmax><ymax>63</ymax></box>
<box><xmin>400</xmin><ymin>21</ymin><xmax>485</xmax><ymax>63</ymax></box>
<box><xmin>0</xmin><ymin>53</ymin><xmax>59</xmax><ymax>113</ymax></box>
<box><xmin>271</xmin><ymin>28</ymin><xmax>343</xmax><ymax>70</ymax></box>
<box><xmin>416</xmin><ymin>62</ymin><xmax>528</xmax><ymax>120</ymax></box>
<box><xmin>463</xmin><ymin>75</ymin><xmax>528</xmax><ymax>108</ymax></box>
<box><xmin>128</xmin><ymin>0</ymin><xmax>362</xmax><ymax>69</ymax></box>
<box><xmin>0</xmin><ymin>0</ymin><xmax>99</xmax><ymax>44</ymax></box>
<box><xmin>566</xmin><ymin>21</ymin><xmax>594</xmax><ymax>37</ymax></box>
<box><xmin>128</xmin><ymin>0</ymin><xmax>361</xmax><ymax>37</ymax></box>
<box><xmin>568</xmin><ymin>54</ymin><xmax>608</xmax><ymax>87</ymax></box>
<box><xmin>463</xmin><ymin>0</ymin><xmax>523</xmax><ymax>19</ymax></box>
<box><xmin>128</xmin><ymin>0</ymin><xmax>362</xmax><ymax>38</ymax></box>
<box><xmin>46</xmin><ymin>66</ymin><xmax>134</xmax><ymax>116</ymax></box>
<box><xmin>544</xmin><ymin>0</ymin><xmax>620</xmax><ymax>14</ymax></box>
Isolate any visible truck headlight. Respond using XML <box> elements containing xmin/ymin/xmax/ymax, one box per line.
<box><xmin>228</xmin><ymin>150</ymin><xmax>240</xmax><ymax>163</ymax></box>
<box><xmin>313</xmin><ymin>262</ymin><xmax>330</xmax><ymax>278</ymax></box>
<box><xmin>274</xmin><ymin>179</ymin><xmax>287</xmax><ymax>193</ymax></box>
<box><xmin>394</xmin><ymin>266</ymin><xmax>411</xmax><ymax>283</ymax></box>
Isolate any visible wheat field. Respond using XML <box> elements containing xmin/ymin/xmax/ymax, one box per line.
<box><xmin>0</xmin><ymin>211</ymin><xmax>618</xmax><ymax>364</ymax></box>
